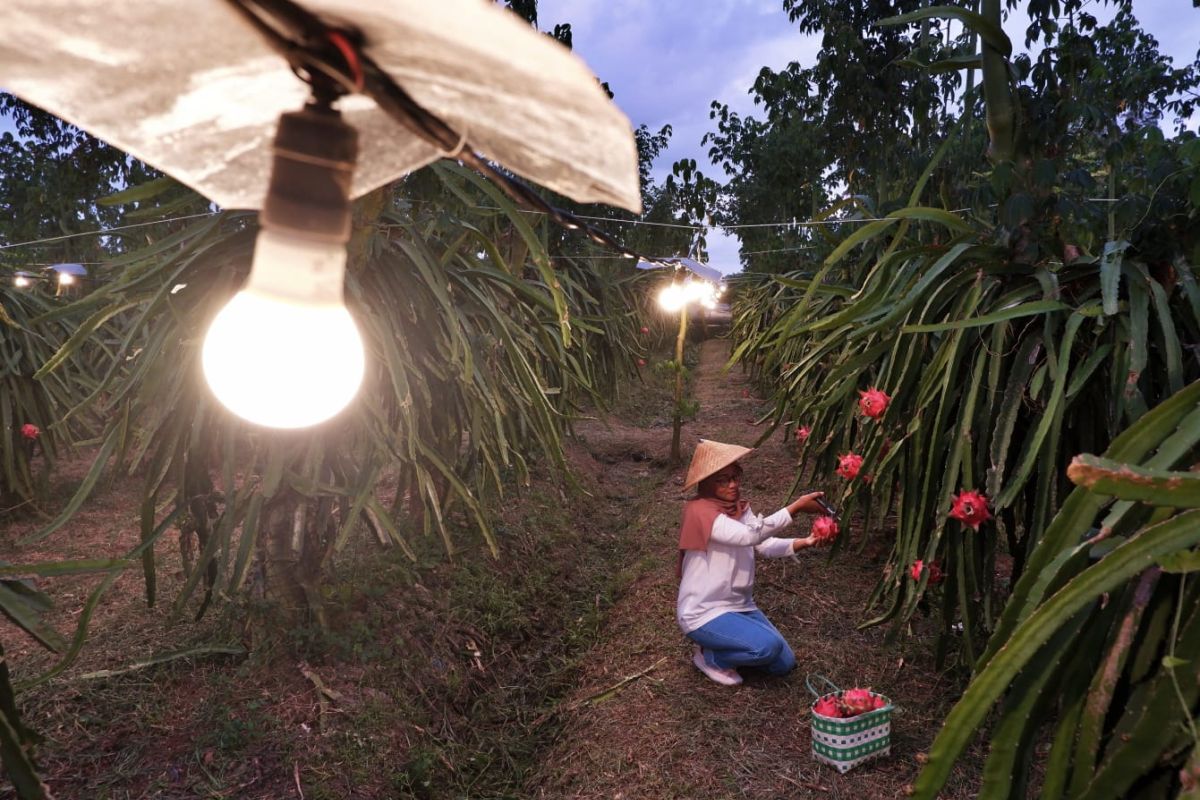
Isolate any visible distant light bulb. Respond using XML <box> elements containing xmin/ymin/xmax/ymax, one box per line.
<box><xmin>658</xmin><ymin>282</ymin><xmax>688</xmax><ymax>312</ymax></box>
<box><xmin>13</xmin><ymin>275</ymin><xmax>30</xmax><ymax>288</ymax></box>
<box><xmin>202</xmin><ymin>230</ymin><xmax>364</xmax><ymax>428</ymax></box>
<box><xmin>57</xmin><ymin>272</ymin><xmax>75</xmax><ymax>286</ymax></box>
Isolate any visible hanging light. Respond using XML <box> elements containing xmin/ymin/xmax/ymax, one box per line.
<box><xmin>658</xmin><ymin>278</ymin><xmax>718</xmax><ymax>313</ymax></box>
<box><xmin>201</xmin><ymin>99</ymin><xmax>365</xmax><ymax>429</ymax></box>
<box><xmin>13</xmin><ymin>273</ymin><xmax>32</xmax><ymax>288</ymax></box>
<box><xmin>657</xmin><ymin>281</ymin><xmax>689</xmax><ymax>313</ymax></box>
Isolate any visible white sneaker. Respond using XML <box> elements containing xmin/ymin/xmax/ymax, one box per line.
<box><xmin>692</xmin><ymin>646</ymin><xmax>742</xmax><ymax>686</ymax></box>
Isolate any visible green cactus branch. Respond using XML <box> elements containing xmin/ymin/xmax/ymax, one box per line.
<box><xmin>1068</xmin><ymin>454</ymin><xmax>1200</xmax><ymax>508</ymax></box>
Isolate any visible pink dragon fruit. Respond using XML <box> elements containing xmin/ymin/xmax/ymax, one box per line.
<box><xmin>910</xmin><ymin>560</ymin><xmax>944</xmax><ymax>585</ymax></box>
<box><xmin>796</xmin><ymin>425</ymin><xmax>811</xmax><ymax>441</ymax></box>
<box><xmin>858</xmin><ymin>387</ymin><xmax>891</xmax><ymax>419</ymax></box>
<box><xmin>950</xmin><ymin>489</ymin><xmax>992</xmax><ymax>531</ymax></box>
<box><xmin>840</xmin><ymin>687</ymin><xmax>877</xmax><ymax>717</ymax></box>
<box><xmin>20</xmin><ymin>423</ymin><xmax>40</xmax><ymax>440</ymax></box>
<box><xmin>813</xmin><ymin>696</ymin><xmax>842</xmax><ymax>718</ymax></box>
<box><xmin>811</xmin><ymin>516</ymin><xmax>839</xmax><ymax>543</ymax></box>
<box><xmin>836</xmin><ymin>452</ymin><xmax>864</xmax><ymax>480</ymax></box>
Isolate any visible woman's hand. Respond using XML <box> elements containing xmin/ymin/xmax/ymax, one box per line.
<box><xmin>790</xmin><ymin>535</ymin><xmax>818</xmax><ymax>552</ymax></box>
<box><xmin>787</xmin><ymin>491</ymin><xmax>826</xmax><ymax>516</ymax></box>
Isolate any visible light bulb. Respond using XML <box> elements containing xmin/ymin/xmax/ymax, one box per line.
<box><xmin>13</xmin><ymin>275</ymin><xmax>30</xmax><ymax>288</ymax></box>
<box><xmin>658</xmin><ymin>282</ymin><xmax>688</xmax><ymax>312</ymax></box>
<box><xmin>57</xmin><ymin>272</ymin><xmax>75</xmax><ymax>286</ymax></box>
<box><xmin>203</xmin><ymin>230</ymin><xmax>364</xmax><ymax>428</ymax></box>
<box><xmin>202</xmin><ymin>100</ymin><xmax>362</xmax><ymax>428</ymax></box>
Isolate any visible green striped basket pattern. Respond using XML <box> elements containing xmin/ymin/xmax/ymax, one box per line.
<box><xmin>810</xmin><ymin>691</ymin><xmax>892</xmax><ymax>773</ymax></box>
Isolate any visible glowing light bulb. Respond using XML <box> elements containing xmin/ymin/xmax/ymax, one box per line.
<box><xmin>658</xmin><ymin>282</ymin><xmax>688</xmax><ymax>312</ymax></box>
<box><xmin>202</xmin><ymin>230</ymin><xmax>364</xmax><ymax>428</ymax></box>
<box><xmin>13</xmin><ymin>274</ymin><xmax>31</xmax><ymax>288</ymax></box>
<box><xmin>57</xmin><ymin>272</ymin><xmax>75</xmax><ymax>286</ymax></box>
<box><xmin>659</xmin><ymin>278</ymin><xmax>718</xmax><ymax>313</ymax></box>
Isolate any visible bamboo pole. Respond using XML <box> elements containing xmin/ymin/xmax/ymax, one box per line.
<box><xmin>670</xmin><ymin>304</ymin><xmax>688</xmax><ymax>465</ymax></box>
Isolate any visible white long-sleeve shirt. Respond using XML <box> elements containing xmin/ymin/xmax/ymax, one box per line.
<box><xmin>676</xmin><ymin>505</ymin><xmax>796</xmax><ymax>633</ymax></box>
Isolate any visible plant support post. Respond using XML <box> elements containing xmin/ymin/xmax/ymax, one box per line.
<box><xmin>671</xmin><ymin>305</ymin><xmax>688</xmax><ymax>465</ymax></box>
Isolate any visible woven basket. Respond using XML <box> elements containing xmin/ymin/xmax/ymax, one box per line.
<box><xmin>807</xmin><ymin>676</ymin><xmax>893</xmax><ymax>773</ymax></box>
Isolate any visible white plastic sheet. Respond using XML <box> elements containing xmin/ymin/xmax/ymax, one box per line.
<box><xmin>0</xmin><ymin>0</ymin><xmax>641</xmax><ymax>212</ymax></box>
<box><xmin>636</xmin><ymin>256</ymin><xmax>724</xmax><ymax>283</ymax></box>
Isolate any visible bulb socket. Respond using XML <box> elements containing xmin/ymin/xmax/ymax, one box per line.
<box><xmin>261</xmin><ymin>104</ymin><xmax>358</xmax><ymax>243</ymax></box>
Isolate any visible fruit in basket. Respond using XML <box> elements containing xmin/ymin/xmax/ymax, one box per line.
<box><xmin>813</xmin><ymin>696</ymin><xmax>842</xmax><ymax>718</ymax></box>
<box><xmin>840</xmin><ymin>687</ymin><xmax>877</xmax><ymax>717</ymax></box>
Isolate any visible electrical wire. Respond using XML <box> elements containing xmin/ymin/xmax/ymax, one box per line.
<box><xmin>0</xmin><ymin>212</ymin><xmax>222</xmax><ymax>251</ymax></box>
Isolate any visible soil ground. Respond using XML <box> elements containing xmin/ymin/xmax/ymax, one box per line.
<box><xmin>1</xmin><ymin>337</ymin><xmax>982</xmax><ymax>799</ymax></box>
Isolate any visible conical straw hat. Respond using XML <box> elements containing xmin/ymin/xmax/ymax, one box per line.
<box><xmin>683</xmin><ymin>439</ymin><xmax>754</xmax><ymax>492</ymax></box>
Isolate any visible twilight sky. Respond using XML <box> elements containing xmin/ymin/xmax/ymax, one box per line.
<box><xmin>538</xmin><ymin>0</ymin><xmax>1200</xmax><ymax>274</ymax></box>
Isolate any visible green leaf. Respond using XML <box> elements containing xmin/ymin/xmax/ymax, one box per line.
<box><xmin>1067</xmin><ymin>454</ymin><xmax>1200</xmax><ymax>508</ymax></box>
<box><xmin>913</xmin><ymin>510</ymin><xmax>1200</xmax><ymax>797</ymax></box>
<box><xmin>901</xmin><ymin>53</ymin><xmax>984</xmax><ymax>73</ymax></box>
<box><xmin>879</xmin><ymin>6</ymin><xmax>1012</xmax><ymax>56</ymax></box>
<box><xmin>0</xmin><ymin>560</ymin><xmax>130</xmax><ymax>578</ymax></box>
<box><xmin>76</xmin><ymin>644</ymin><xmax>245</xmax><ymax>680</ymax></box>
<box><xmin>823</xmin><ymin>217</ymin><xmax>900</xmax><ymax>268</ymax></box>
<box><xmin>0</xmin><ymin>582</ymin><xmax>66</xmax><ymax>653</ymax></box>
<box><xmin>21</xmin><ymin>423</ymin><xmax>122</xmax><ymax>545</ymax></box>
<box><xmin>1157</xmin><ymin>550</ymin><xmax>1200</xmax><ymax>573</ymax></box>
<box><xmin>1162</xmin><ymin>655</ymin><xmax>1189</xmax><ymax>669</ymax></box>
<box><xmin>902</xmin><ymin>300</ymin><xmax>1067</xmax><ymax>333</ymax></box>
<box><xmin>96</xmin><ymin>176</ymin><xmax>178</xmax><ymax>206</ymax></box>
<box><xmin>1100</xmin><ymin>240</ymin><xmax>1129</xmax><ymax>316</ymax></box>
<box><xmin>886</xmin><ymin>206</ymin><xmax>972</xmax><ymax>233</ymax></box>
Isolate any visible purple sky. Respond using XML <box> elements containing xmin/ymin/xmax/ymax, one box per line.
<box><xmin>540</xmin><ymin>0</ymin><xmax>1200</xmax><ymax>274</ymax></box>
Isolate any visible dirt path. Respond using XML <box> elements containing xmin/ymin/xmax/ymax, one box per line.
<box><xmin>529</xmin><ymin>338</ymin><xmax>981</xmax><ymax>799</ymax></box>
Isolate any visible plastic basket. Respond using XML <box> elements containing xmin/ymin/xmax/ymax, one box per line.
<box><xmin>806</xmin><ymin>675</ymin><xmax>893</xmax><ymax>773</ymax></box>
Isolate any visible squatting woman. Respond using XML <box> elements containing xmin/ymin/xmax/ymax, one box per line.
<box><xmin>676</xmin><ymin>439</ymin><xmax>828</xmax><ymax>686</ymax></box>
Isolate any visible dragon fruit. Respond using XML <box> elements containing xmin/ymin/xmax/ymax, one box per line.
<box><xmin>835</xmin><ymin>452</ymin><xmax>864</xmax><ymax>480</ymax></box>
<box><xmin>20</xmin><ymin>423</ymin><xmax>40</xmax><ymax>440</ymax></box>
<box><xmin>812</xmin><ymin>696</ymin><xmax>842</xmax><ymax>718</ymax></box>
<box><xmin>811</xmin><ymin>515</ymin><xmax>839</xmax><ymax>543</ymax></box>
<box><xmin>950</xmin><ymin>489</ymin><xmax>992</xmax><ymax>531</ymax></box>
<box><xmin>871</xmin><ymin>695</ymin><xmax>888</xmax><ymax>710</ymax></box>
<box><xmin>858</xmin><ymin>387</ymin><xmax>891</xmax><ymax>419</ymax></box>
<box><xmin>910</xmin><ymin>560</ymin><xmax>944</xmax><ymax>585</ymax></box>
<box><xmin>640</xmin><ymin>326</ymin><xmax>650</xmax><ymax>335</ymax></box>
<box><xmin>637</xmin><ymin>358</ymin><xmax>646</xmax><ymax>367</ymax></box>
<box><xmin>840</xmin><ymin>688</ymin><xmax>877</xmax><ymax>717</ymax></box>
<box><xmin>796</xmin><ymin>425</ymin><xmax>811</xmax><ymax>441</ymax></box>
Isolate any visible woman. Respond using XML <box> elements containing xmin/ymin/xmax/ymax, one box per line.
<box><xmin>677</xmin><ymin>439</ymin><xmax>828</xmax><ymax>686</ymax></box>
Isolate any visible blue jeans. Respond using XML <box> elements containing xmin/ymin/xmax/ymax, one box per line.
<box><xmin>686</xmin><ymin>609</ymin><xmax>796</xmax><ymax>675</ymax></box>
